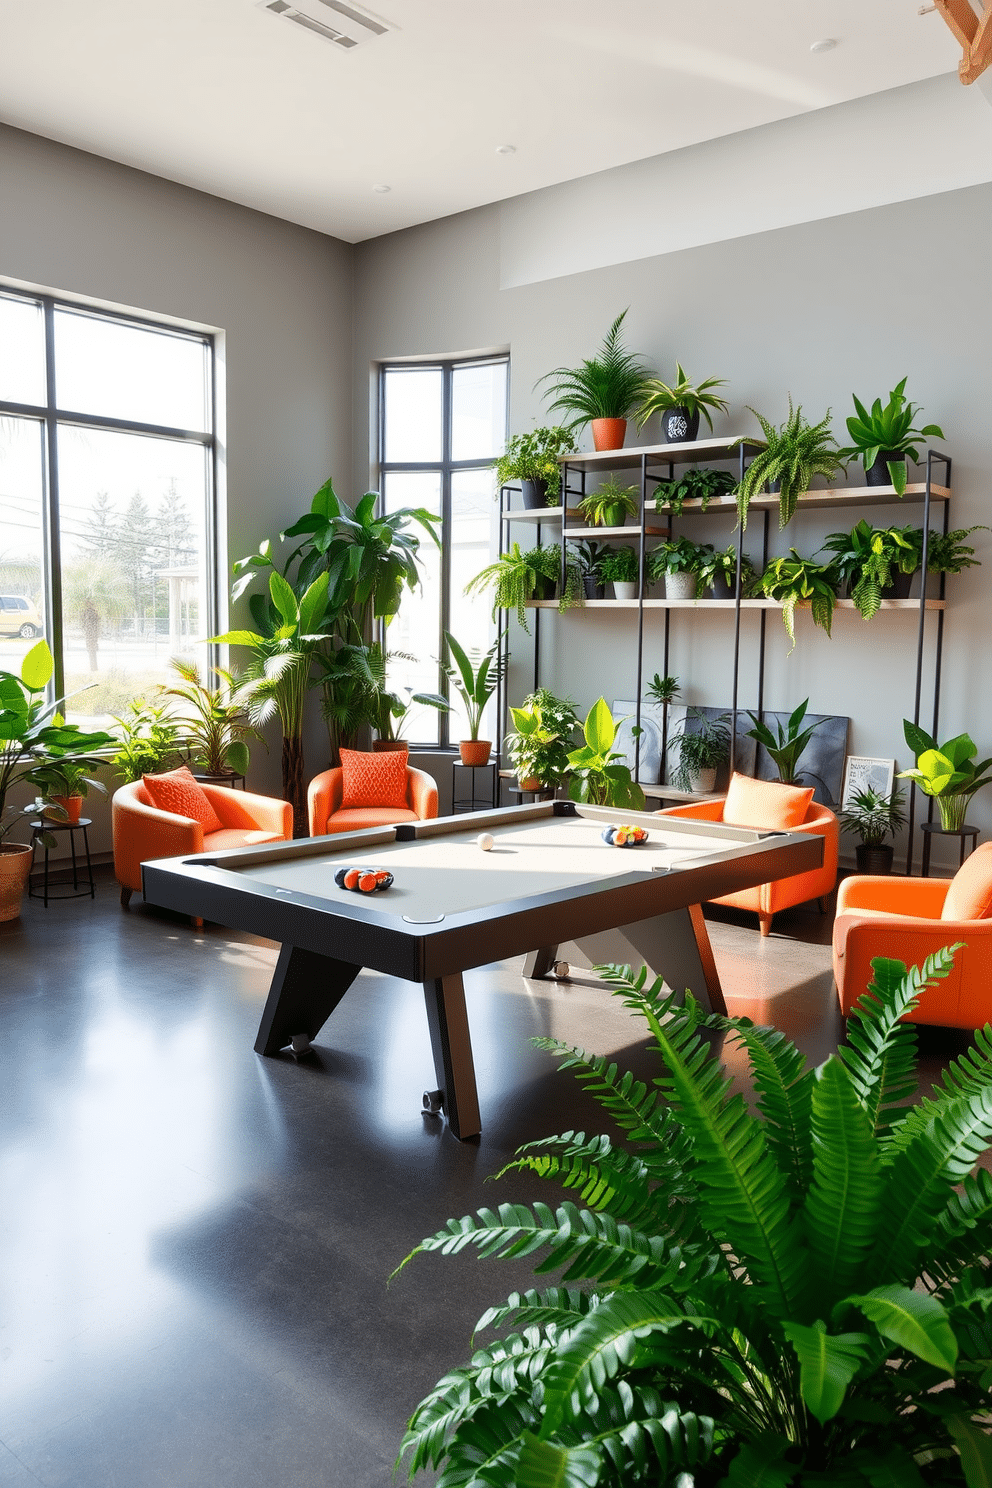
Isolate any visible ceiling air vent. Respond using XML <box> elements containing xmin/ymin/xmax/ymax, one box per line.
<box><xmin>259</xmin><ymin>0</ymin><xmax>394</xmax><ymax>49</ymax></box>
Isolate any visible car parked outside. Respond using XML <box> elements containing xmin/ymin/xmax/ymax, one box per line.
<box><xmin>0</xmin><ymin>595</ymin><xmax>43</xmax><ymax>638</ymax></box>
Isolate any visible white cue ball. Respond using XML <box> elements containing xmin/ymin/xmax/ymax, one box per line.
<box><xmin>476</xmin><ymin>832</ymin><xmax>495</xmax><ymax>852</ymax></box>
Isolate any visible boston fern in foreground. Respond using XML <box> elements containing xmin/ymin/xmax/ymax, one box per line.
<box><xmin>396</xmin><ymin>950</ymin><xmax>992</xmax><ymax>1487</ymax></box>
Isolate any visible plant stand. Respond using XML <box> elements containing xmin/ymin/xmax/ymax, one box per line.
<box><xmin>29</xmin><ymin>818</ymin><xmax>95</xmax><ymax>906</ymax></box>
<box><xmin>451</xmin><ymin>760</ymin><xmax>498</xmax><ymax>814</ymax></box>
<box><xmin>920</xmin><ymin>821</ymin><xmax>979</xmax><ymax>878</ymax></box>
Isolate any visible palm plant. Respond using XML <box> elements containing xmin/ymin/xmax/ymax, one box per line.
<box><xmin>746</xmin><ymin>699</ymin><xmax>824</xmax><ymax>785</ymax></box>
<box><xmin>636</xmin><ymin>363</ymin><xmax>729</xmax><ymax>440</ymax></box>
<box><xmin>734</xmin><ymin>400</ymin><xmax>842</xmax><ymax>530</ymax></box>
<box><xmin>539</xmin><ymin>311</ymin><xmax>651</xmax><ymax>431</ymax></box>
<box><xmin>397</xmin><ymin>948</ymin><xmax>992</xmax><ymax>1487</ymax></box>
<box><xmin>836</xmin><ymin>378</ymin><xmax>945</xmax><ymax>495</ymax></box>
<box><xmin>645</xmin><ymin>673</ymin><xmax>680</xmax><ymax>706</ymax></box>
<box><xmin>752</xmin><ymin>552</ymin><xmax>840</xmax><ymax>652</ymax></box>
<box><xmin>441</xmin><ymin>631</ymin><xmax>503</xmax><ymax>742</ymax></box>
<box><xmin>839</xmin><ymin>785</ymin><xmax>907</xmax><ymax>848</ymax></box>
<box><xmin>158</xmin><ymin>658</ymin><xmax>258</xmax><ymax>777</ymax></box>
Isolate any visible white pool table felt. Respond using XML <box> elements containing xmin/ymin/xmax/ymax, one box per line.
<box><xmin>221</xmin><ymin>816</ymin><xmax>766</xmax><ymax>922</ymax></box>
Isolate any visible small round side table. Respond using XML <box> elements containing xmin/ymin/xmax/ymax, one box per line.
<box><xmin>920</xmin><ymin>821</ymin><xmax>979</xmax><ymax>878</ymax></box>
<box><xmin>29</xmin><ymin>818</ymin><xmax>96</xmax><ymax>906</ymax></box>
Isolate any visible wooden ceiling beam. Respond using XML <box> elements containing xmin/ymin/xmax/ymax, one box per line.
<box><xmin>934</xmin><ymin>0</ymin><xmax>992</xmax><ymax>83</ymax></box>
<box><xmin>960</xmin><ymin>1</ymin><xmax>992</xmax><ymax>81</ymax></box>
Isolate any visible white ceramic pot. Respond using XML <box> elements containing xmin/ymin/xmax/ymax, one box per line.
<box><xmin>688</xmin><ymin>767</ymin><xmax>717</xmax><ymax>793</ymax></box>
<box><xmin>665</xmin><ymin>571</ymin><xmax>698</xmax><ymax>600</ymax></box>
<box><xmin>612</xmin><ymin>581</ymin><xmax>639</xmax><ymax>601</ymax></box>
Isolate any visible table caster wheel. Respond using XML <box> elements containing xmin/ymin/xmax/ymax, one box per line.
<box><xmin>290</xmin><ymin>1033</ymin><xmax>312</xmax><ymax>1055</ymax></box>
<box><xmin>553</xmin><ymin>962</ymin><xmax>570</xmax><ymax>979</ymax></box>
<box><xmin>423</xmin><ymin>1088</ymin><xmax>444</xmax><ymax>1115</ymax></box>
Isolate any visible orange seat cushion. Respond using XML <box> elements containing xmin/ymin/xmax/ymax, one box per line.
<box><xmin>323</xmin><ymin>807</ymin><xmax>418</xmax><ymax>833</ymax></box>
<box><xmin>202</xmin><ymin>828</ymin><xmax>285</xmax><ymax>852</ymax></box>
<box><xmin>722</xmin><ymin>772</ymin><xmax>814</xmax><ymax>831</ymax></box>
<box><xmin>942</xmin><ymin>841</ymin><xmax>992</xmax><ymax>920</ymax></box>
<box><xmin>339</xmin><ymin>749</ymin><xmax>409</xmax><ymax>810</ymax></box>
<box><xmin>143</xmin><ymin>766</ymin><xmax>222</xmax><ymax>833</ymax></box>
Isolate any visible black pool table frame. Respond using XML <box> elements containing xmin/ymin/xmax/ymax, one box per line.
<box><xmin>141</xmin><ymin>801</ymin><xmax>822</xmax><ymax>1139</ymax></box>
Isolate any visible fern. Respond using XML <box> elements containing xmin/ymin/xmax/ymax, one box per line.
<box><xmin>723</xmin><ymin>1019</ymin><xmax>814</xmax><ymax>1201</ymax></box>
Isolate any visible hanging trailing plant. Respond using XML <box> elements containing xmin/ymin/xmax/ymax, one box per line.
<box><xmin>752</xmin><ymin>551</ymin><xmax>840</xmax><ymax>652</ymax></box>
<box><xmin>734</xmin><ymin>400</ymin><xmax>842</xmax><ymax>531</ymax></box>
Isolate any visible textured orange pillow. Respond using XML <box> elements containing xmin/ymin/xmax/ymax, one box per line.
<box><xmin>143</xmin><ymin>766</ymin><xmax>222</xmax><ymax>833</ymax></box>
<box><xmin>722</xmin><ymin>772</ymin><xmax>814</xmax><ymax>831</ymax></box>
<box><xmin>339</xmin><ymin>748</ymin><xmax>409</xmax><ymax>810</ymax></box>
<box><xmin>942</xmin><ymin>842</ymin><xmax>992</xmax><ymax>920</ymax></box>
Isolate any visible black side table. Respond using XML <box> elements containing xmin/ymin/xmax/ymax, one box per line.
<box><xmin>498</xmin><ymin>770</ymin><xmax>557</xmax><ymax>805</ymax></box>
<box><xmin>192</xmin><ymin>772</ymin><xmax>246</xmax><ymax>789</ymax></box>
<box><xmin>29</xmin><ymin>818</ymin><xmax>96</xmax><ymax>906</ymax></box>
<box><xmin>920</xmin><ymin>821</ymin><xmax>979</xmax><ymax>878</ymax></box>
<box><xmin>452</xmin><ymin>760</ymin><xmax>498</xmax><ymax>813</ymax></box>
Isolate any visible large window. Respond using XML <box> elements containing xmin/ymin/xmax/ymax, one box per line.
<box><xmin>0</xmin><ymin>286</ymin><xmax>216</xmax><ymax>724</ymax></box>
<box><xmin>379</xmin><ymin>357</ymin><xmax>508</xmax><ymax>745</ymax></box>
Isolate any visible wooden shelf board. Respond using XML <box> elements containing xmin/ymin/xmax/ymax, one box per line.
<box><xmin>674</xmin><ymin>482</ymin><xmax>950</xmax><ymax>517</ymax></box>
<box><xmin>640</xmin><ymin>784</ymin><xmax>726</xmax><ymax>804</ymax></box>
<box><xmin>559</xmin><ymin>436</ymin><xmax>762</xmax><ymax>474</ymax></box>
<box><xmin>526</xmin><ymin>597</ymin><xmax>947</xmax><ymax>611</ymax></box>
<box><xmin>501</xmin><ymin>505</ymin><xmax>567</xmax><ymax>523</ymax></box>
<box><xmin>563</xmin><ymin>525</ymin><xmax>669</xmax><ymax>539</ymax></box>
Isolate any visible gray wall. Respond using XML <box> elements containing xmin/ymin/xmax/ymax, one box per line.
<box><xmin>354</xmin><ymin>178</ymin><xmax>992</xmax><ymax>872</ymax></box>
<box><xmin>1</xmin><ymin>123</ymin><xmax>355</xmax><ymax>848</ymax></box>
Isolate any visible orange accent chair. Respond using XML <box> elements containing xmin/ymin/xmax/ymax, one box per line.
<box><xmin>113</xmin><ymin>781</ymin><xmax>292</xmax><ymax>906</ymax></box>
<box><xmin>657</xmin><ymin>778</ymin><xmax>839</xmax><ymax>937</ymax></box>
<box><xmin>833</xmin><ymin>843</ymin><xmax>992</xmax><ymax>1029</ymax></box>
<box><xmin>308</xmin><ymin>764</ymin><xmax>438</xmax><ymax>836</ymax></box>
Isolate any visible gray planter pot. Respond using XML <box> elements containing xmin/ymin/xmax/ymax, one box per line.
<box><xmin>665</xmin><ymin>571</ymin><xmax>698</xmax><ymax>600</ymax></box>
<box><xmin>612</xmin><ymin>581</ymin><xmax>639</xmax><ymax>601</ymax></box>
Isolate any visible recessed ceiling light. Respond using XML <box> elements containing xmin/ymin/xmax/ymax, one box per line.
<box><xmin>495</xmin><ymin>144</ymin><xmax>516</xmax><ymax>156</ymax></box>
<box><xmin>372</xmin><ymin>183</ymin><xmax>391</xmax><ymax>193</ymax></box>
<box><xmin>810</xmin><ymin>37</ymin><xmax>837</xmax><ymax>53</ymax></box>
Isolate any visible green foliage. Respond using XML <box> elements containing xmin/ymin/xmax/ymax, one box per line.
<box><xmin>111</xmin><ymin>698</ymin><xmax>182</xmax><ymax>784</ymax></box>
<box><xmin>539</xmin><ymin>312</ymin><xmax>652</xmax><ymax>427</ymax></box>
<box><xmin>820</xmin><ymin>520</ymin><xmax>921</xmax><ymax>620</ymax></box>
<box><xmin>696</xmin><ymin>544</ymin><xmax>756</xmax><ymax>596</ymax></box>
<box><xmin>734</xmin><ymin>401</ymin><xmax>842</xmax><ymax>531</ymax></box>
<box><xmin>745</xmin><ymin>700</ymin><xmax>824</xmax><ymax>786</ymax></box>
<box><xmin>441</xmin><ymin>632</ymin><xmax>504</xmax><ymax>741</ymax></box>
<box><xmin>898</xmin><ymin>723</ymin><xmax>992</xmax><ymax>830</ymax></box>
<box><xmin>527</xmin><ymin>546</ymin><xmax>582</xmax><ymax>611</ymax></box>
<box><xmin>645</xmin><ymin>673</ymin><xmax>680</xmax><ymax>706</ymax></box>
<box><xmin>836</xmin><ymin>378</ymin><xmax>945</xmax><ymax>494</ymax></box>
<box><xmin>636</xmin><ymin>365</ymin><xmax>730</xmax><ymax>431</ymax></box>
<box><xmin>752</xmin><ymin>553</ymin><xmax>840</xmax><ymax>652</ymax></box>
<box><xmin>667</xmin><ymin>709</ymin><xmax>732</xmax><ymax>789</ymax></box>
<box><xmin>505</xmin><ymin>690</ymin><xmax>579</xmax><ymax>786</ymax></box>
<box><xmin>654</xmin><ymin>468</ymin><xmax>737</xmax><ymax>517</ymax></box>
<box><xmin>572</xmin><ymin>541</ymin><xmax>611</xmax><ymax>579</ymax></box>
<box><xmin>493</xmin><ymin>427</ymin><xmax>578</xmax><ymax>502</ymax></box>
<box><xmin>577</xmin><ymin>479</ymin><xmax>640</xmax><ymax>528</ymax></box>
<box><xmin>566</xmin><ymin>699</ymin><xmax>645</xmax><ymax>808</ymax></box>
<box><xmin>839</xmin><ymin>787</ymin><xmax>907</xmax><ymax>848</ymax></box>
<box><xmin>647</xmin><ymin>537</ymin><xmax>712</xmax><ymax>582</ymax></box>
<box><xmin>158</xmin><ymin>659</ymin><xmax>258</xmax><ymax>777</ymax></box>
<box><xmin>599</xmin><ymin>548</ymin><xmax>639</xmax><ymax>585</ymax></box>
<box><xmin>465</xmin><ymin>545</ymin><xmax>580</xmax><ymax>632</ymax></box>
<box><xmin>0</xmin><ymin>640</ymin><xmax>115</xmax><ymax>843</ymax></box>
<box><xmin>925</xmin><ymin>526</ymin><xmax>988</xmax><ymax>576</ymax></box>
<box><xmin>397</xmin><ymin>949</ymin><xmax>992</xmax><ymax>1486</ymax></box>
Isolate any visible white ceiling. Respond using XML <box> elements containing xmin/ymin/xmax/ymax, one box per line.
<box><xmin>0</xmin><ymin>0</ymin><xmax>962</xmax><ymax>243</ymax></box>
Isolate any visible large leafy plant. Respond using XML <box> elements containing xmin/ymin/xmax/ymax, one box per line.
<box><xmin>566</xmin><ymin>698</ymin><xmax>645</xmax><ymax>808</ymax></box>
<box><xmin>752</xmin><ymin>552</ymin><xmax>840</xmax><ymax>652</ymax></box>
<box><xmin>505</xmin><ymin>690</ymin><xmax>579</xmax><ymax>788</ymax></box>
<box><xmin>635</xmin><ymin>364</ymin><xmax>729</xmax><ymax>428</ymax></box>
<box><xmin>158</xmin><ymin>659</ymin><xmax>258</xmax><ymax>777</ymax></box>
<box><xmin>898</xmin><ymin>720</ymin><xmax>992</xmax><ymax>831</ymax></box>
<box><xmin>734</xmin><ymin>401</ymin><xmax>842</xmax><ymax>530</ymax></box>
<box><xmin>493</xmin><ymin>427</ymin><xmax>577</xmax><ymax>502</ymax></box>
<box><xmin>397</xmin><ymin>949</ymin><xmax>992</xmax><ymax>1487</ymax></box>
<box><xmin>746</xmin><ymin>699</ymin><xmax>824</xmax><ymax>785</ymax></box>
<box><xmin>539</xmin><ymin>311</ymin><xmax>652</xmax><ymax>428</ymax></box>
<box><xmin>836</xmin><ymin>377</ymin><xmax>945</xmax><ymax>495</ymax></box>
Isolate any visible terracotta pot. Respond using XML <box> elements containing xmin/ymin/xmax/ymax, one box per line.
<box><xmin>591</xmin><ymin>418</ymin><xmax>627</xmax><ymax>452</ymax></box>
<box><xmin>518</xmin><ymin>775</ymin><xmax>544</xmax><ymax>793</ymax></box>
<box><xmin>0</xmin><ymin>843</ymin><xmax>32</xmax><ymax>922</ymax></box>
<box><xmin>372</xmin><ymin>740</ymin><xmax>409</xmax><ymax>753</ymax></box>
<box><xmin>51</xmin><ymin>794</ymin><xmax>84</xmax><ymax>823</ymax></box>
<box><xmin>459</xmin><ymin>740</ymin><xmax>492</xmax><ymax>767</ymax></box>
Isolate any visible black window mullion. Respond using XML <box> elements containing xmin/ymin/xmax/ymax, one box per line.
<box><xmin>438</xmin><ymin>365</ymin><xmax>453</xmax><ymax>748</ymax></box>
<box><xmin>41</xmin><ymin>297</ymin><xmax>65</xmax><ymax>703</ymax></box>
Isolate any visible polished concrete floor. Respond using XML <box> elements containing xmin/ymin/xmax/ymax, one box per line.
<box><xmin>0</xmin><ymin>870</ymin><xmax>977</xmax><ymax>1487</ymax></box>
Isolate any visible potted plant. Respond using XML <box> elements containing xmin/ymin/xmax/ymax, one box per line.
<box><xmin>667</xmin><ymin>707</ymin><xmax>732</xmax><ymax>791</ymax></box>
<box><xmin>112</xmin><ymin>699</ymin><xmax>182</xmax><ymax>782</ymax></box>
<box><xmin>836</xmin><ymin>377</ymin><xmax>945</xmax><ymax>494</ymax></box>
<box><xmin>598</xmin><ymin>545</ymin><xmax>639</xmax><ymax>600</ymax></box>
<box><xmin>571</xmin><ymin>540</ymin><xmax>609</xmax><ymax>599</ymax></box>
<box><xmin>636</xmin><ymin>362</ymin><xmax>730</xmax><ymax>443</ymax></box>
<box><xmin>538</xmin><ymin>310</ymin><xmax>651</xmax><ymax>452</ymax></box>
<box><xmin>697</xmin><ymin>542</ymin><xmax>756</xmax><ymax>599</ymax></box>
<box><xmin>370</xmin><ymin>684</ymin><xmax>449</xmax><ymax>752</ymax></box>
<box><xmin>839</xmin><ymin>784</ymin><xmax>907</xmax><ymax>872</ymax></box>
<box><xmin>566</xmin><ymin>697</ymin><xmax>645</xmax><ymax>808</ymax></box>
<box><xmin>491</xmin><ymin>426</ymin><xmax>577</xmax><ymax>508</ymax></box>
<box><xmin>159</xmin><ymin>659</ymin><xmax>258</xmax><ymax>782</ymax></box>
<box><xmin>0</xmin><ymin>641</ymin><xmax>115</xmax><ymax>921</ymax></box>
<box><xmin>441</xmin><ymin>631</ymin><xmax>503</xmax><ymax>766</ymax></box>
<box><xmin>752</xmin><ymin>551</ymin><xmax>840</xmax><ymax>651</ymax></box>
<box><xmin>575</xmin><ymin>477</ymin><xmax>639</xmax><ymax>528</ymax></box>
<box><xmin>745</xmin><ymin>698</ymin><xmax>824</xmax><ymax>785</ymax></box>
<box><xmin>504</xmin><ymin>689</ymin><xmax>579</xmax><ymax>791</ymax></box>
<box><xmin>465</xmin><ymin>544</ymin><xmax>580</xmax><ymax>633</ymax></box>
<box><xmin>647</xmin><ymin>536</ymin><xmax>712</xmax><ymax>600</ymax></box>
<box><xmin>923</xmin><ymin>524</ymin><xmax>988</xmax><ymax>577</ymax></box>
<box><xmin>653</xmin><ymin>465</ymin><xmax>737</xmax><ymax>516</ymax></box>
<box><xmin>734</xmin><ymin>399</ymin><xmax>842</xmax><ymax>530</ymax></box>
<box><xmin>645</xmin><ymin>672</ymin><xmax>680</xmax><ymax>706</ymax></box>
<box><xmin>898</xmin><ymin>720</ymin><xmax>992</xmax><ymax>831</ymax></box>
<box><xmin>820</xmin><ymin>519</ymin><xmax>922</xmax><ymax>617</ymax></box>
<box><xmin>398</xmin><ymin>949</ymin><xmax>992</xmax><ymax>1484</ymax></box>
<box><xmin>29</xmin><ymin>758</ymin><xmax>107</xmax><ymax>826</ymax></box>
<box><xmin>527</xmin><ymin>545</ymin><xmax>581</xmax><ymax>611</ymax></box>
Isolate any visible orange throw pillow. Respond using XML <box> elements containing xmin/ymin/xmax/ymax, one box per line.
<box><xmin>339</xmin><ymin>748</ymin><xmax>409</xmax><ymax>810</ymax></box>
<box><xmin>143</xmin><ymin>766</ymin><xmax>222</xmax><ymax>833</ymax></box>
<box><xmin>722</xmin><ymin>772</ymin><xmax>814</xmax><ymax>831</ymax></box>
<box><xmin>942</xmin><ymin>842</ymin><xmax>992</xmax><ymax>920</ymax></box>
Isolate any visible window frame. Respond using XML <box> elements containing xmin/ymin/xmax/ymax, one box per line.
<box><xmin>376</xmin><ymin>354</ymin><xmax>509</xmax><ymax>748</ymax></box>
<box><xmin>0</xmin><ymin>282</ymin><xmax>219</xmax><ymax>701</ymax></box>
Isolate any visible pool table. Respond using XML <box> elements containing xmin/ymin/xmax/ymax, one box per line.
<box><xmin>141</xmin><ymin>800</ymin><xmax>821</xmax><ymax>1138</ymax></box>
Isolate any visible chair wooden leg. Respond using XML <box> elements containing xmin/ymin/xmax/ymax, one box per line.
<box><xmin>817</xmin><ymin>897</ymin><xmax>828</xmax><ymax>914</ymax></box>
<box><xmin>191</xmin><ymin>916</ymin><xmax>204</xmax><ymax>929</ymax></box>
<box><xmin>120</xmin><ymin>885</ymin><xmax>133</xmax><ymax>909</ymax></box>
<box><xmin>759</xmin><ymin>913</ymin><xmax>773</xmax><ymax>938</ymax></box>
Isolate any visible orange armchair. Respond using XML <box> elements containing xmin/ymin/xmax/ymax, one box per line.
<box><xmin>658</xmin><ymin>792</ymin><xmax>838</xmax><ymax>937</ymax></box>
<box><xmin>833</xmin><ymin>844</ymin><xmax>992</xmax><ymax>1028</ymax></box>
<box><xmin>113</xmin><ymin>780</ymin><xmax>292</xmax><ymax>905</ymax></box>
<box><xmin>308</xmin><ymin>764</ymin><xmax>438</xmax><ymax>837</ymax></box>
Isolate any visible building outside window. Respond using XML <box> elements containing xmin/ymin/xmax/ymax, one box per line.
<box><xmin>378</xmin><ymin>357</ymin><xmax>508</xmax><ymax>746</ymax></box>
<box><xmin>0</xmin><ymin>286</ymin><xmax>216</xmax><ymax>724</ymax></box>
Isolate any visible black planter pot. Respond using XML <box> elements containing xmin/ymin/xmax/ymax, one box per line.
<box><xmin>855</xmin><ymin>843</ymin><xmax>895</xmax><ymax>874</ymax></box>
<box><xmin>866</xmin><ymin>451</ymin><xmax>906</xmax><ymax>488</ymax></box>
<box><xmin>881</xmin><ymin>570</ymin><xmax>914</xmax><ymax>600</ymax></box>
<box><xmin>582</xmin><ymin>576</ymin><xmax>606</xmax><ymax>600</ymax></box>
<box><xmin>662</xmin><ymin>407</ymin><xmax>701</xmax><ymax>444</ymax></box>
<box><xmin>532</xmin><ymin>574</ymin><xmax>557</xmax><ymax>601</ymax></box>
<box><xmin>520</xmin><ymin>478</ymin><xmax>549</xmax><ymax>509</ymax></box>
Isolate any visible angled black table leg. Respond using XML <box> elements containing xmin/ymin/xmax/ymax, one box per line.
<box><xmin>522</xmin><ymin>946</ymin><xmax>559</xmax><ymax>979</ymax></box>
<box><xmin>255</xmin><ymin>944</ymin><xmax>361</xmax><ymax>1056</ymax></box>
<box><xmin>422</xmin><ymin>974</ymin><xmax>481</xmax><ymax>1141</ymax></box>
